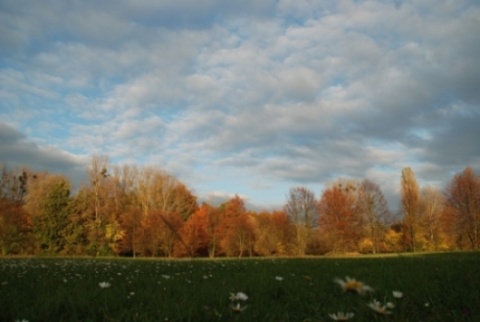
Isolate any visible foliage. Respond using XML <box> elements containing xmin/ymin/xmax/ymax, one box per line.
<box><xmin>24</xmin><ymin>173</ymin><xmax>71</xmax><ymax>254</ymax></box>
<box><xmin>444</xmin><ymin>167</ymin><xmax>480</xmax><ymax>250</ymax></box>
<box><xmin>0</xmin><ymin>200</ymin><xmax>31</xmax><ymax>255</ymax></box>
<box><xmin>1</xmin><ymin>158</ymin><xmax>480</xmax><ymax>257</ymax></box>
<box><xmin>318</xmin><ymin>185</ymin><xmax>362</xmax><ymax>253</ymax></box>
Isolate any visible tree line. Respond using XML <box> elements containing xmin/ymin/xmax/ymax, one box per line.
<box><xmin>1</xmin><ymin>155</ymin><xmax>479</xmax><ymax>257</ymax></box>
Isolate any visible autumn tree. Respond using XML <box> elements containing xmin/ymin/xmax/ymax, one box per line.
<box><xmin>101</xmin><ymin>164</ymin><xmax>141</xmax><ymax>255</ymax></box>
<box><xmin>254</xmin><ymin>210</ymin><xmax>292</xmax><ymax>256</ymax></box>
<box><xmin>401</xmin><ymin>167</ymin><xmax>421</xmax><ymax>252</ymax></box>
<box><xmin>285</xmin><ymin>187</ymin><xmax>317</xmax><ymax>256</ymax></box>
<box><xmin>218</xmin><ymin>195</ymin><xmax>256</xmax><ymax>257</ymax></box>
<box><xmin>0</xmin><ymin>200</ymin><xmax>31</xmax><ymax>255</ymax></box>
<box><xmin>139</xmin><ymin>210</ymin><xmax>184</xmax><ymax>257</ymax></box>
<box><xmin>357</xmin><ymin>179</ymin><xmax>390</xmax><ymax>254</ymax></box>
<box><xmin>204</xmin><ymin>203</ymin><xmax>222</xmax><ymax>258</ymax></box>
<box><xmin>0</xmin><ymin>166</ymin><xmax>31</xmax><ymax>254</ymax></box>
<box><xmin>149</xmin><ymin>170</ymin><xmax>197</xmax><ymax>220</ymax></box>
<box><xmin>176</xmin><ymin>204</ymin><xmax>211</xmax><ymax>257</ymax></box>
<box><xmin>318</xmin><ymin>184</ymin><xmax>361</xmax><ymax>254</ymax></box>
<box><xmin>444</xmin><ymin>167</ymin><xmax>480</xmax><ymax>250</ymax></box>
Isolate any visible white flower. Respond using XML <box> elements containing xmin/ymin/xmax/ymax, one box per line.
<box><xmin>368</xmin><ymin>299</ymin><xmax>394</xmax><ymax>315</ymax></box>
<box><xmin>230</xmin><ymin>302</ymin><xmax>248</xmax><ymax>313</ymax></box>
<box><xmin>329</xmin><ymin>311</ymin><xmax>354</xmax><ymax>321</ymax></box>
<box><xmin>334</xmin><ymin>276</ymin><xmax>373</xmax><ymax>295</ymax></box>
<box><xmin>275</xmin><ymin>276</ymin><xmax>284</xmax><ymax>281</ymax></box>
<box><xmin>99</xmin><ymin>281</ymin><xmax>111</xmax><ymax>288</ymax></box>
<box><xmin>229</xmin><ymin>292</ymin><xmax>248</xmax><ymax>301</ymax></box>
<box><xmin>161</xmin><ymin>274</ymin><xmax>171</xmax><ymax>279</ymax></box>
<box><xmin>392</xmin><ymin>290</ymin><xmax>403</xmax><ymax>299</ymax></box>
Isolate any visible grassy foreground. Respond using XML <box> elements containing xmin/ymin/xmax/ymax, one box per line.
<box><xmin>1</xmin><ymin>252</ymin><xmax>479</xmax><ymax>322</ymax></box>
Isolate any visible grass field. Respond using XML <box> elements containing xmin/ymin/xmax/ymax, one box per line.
<box><xmin>1</xmin><ymin>252</ymin><xmax>479</xmax><ymax>321</ymax></box>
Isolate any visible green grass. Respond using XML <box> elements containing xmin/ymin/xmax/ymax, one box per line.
<box><xmin>1</xmin><ymin>252</ymin><xmax>479</xmax><ymax>321</ymax></box>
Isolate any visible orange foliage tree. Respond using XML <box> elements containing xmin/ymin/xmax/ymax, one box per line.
<box><xmin>217</xmin><ymin>195</ymin><xmax>256</xmax><ymax>257</ymax></box>
<box><xmin>254</xmin><ymin>210</ymin><xmax>292</xmax><ymax>256</ymax></box>
<box><xmin>175</xmin><ymin>203</ymin><xmax>211</xmax><ymax>257</ymax></box>
<box><xmin>444</xmin><ymin>167</ymin><xmax>480</xmax><ymax>250</ymax></box>
<box><xmin>318</xmin><ymin>185</ymin><xmax>362</xmax><ymax>253</ymax></box>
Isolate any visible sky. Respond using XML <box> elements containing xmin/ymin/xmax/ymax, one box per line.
<box><xmin>1</xmin><ymin>0</ymin><xmax>479</xmax><ymax>211</ymax></box>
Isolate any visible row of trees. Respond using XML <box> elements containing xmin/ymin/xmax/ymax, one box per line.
<box><xmin>1</xmin><ymin>156</ymin><xmax>479</xmax><ymax>257</ymax></box>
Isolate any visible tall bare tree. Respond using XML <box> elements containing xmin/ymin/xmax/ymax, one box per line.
<box><xmin>357</xmin><ymin>179</ymin><xmax>390</xmax><ymax>254</ymax></box>
<box><xmin>88</xmin><ymin>154</ymin><xmax>110</xmax><ymax>225</ymax></box>
<box><xmin>87</xmin><ymin>154</ymin><xmax>110</xmax><ymax>255</ymax></box>
<box><xmin>420</xmin><ymin>186</ymin><xmax>445</xmax><ymax>250</ymax></box>
<box><xmin>401</xmin><ymin>167</ymin><xmax>421</xmax><ymax>252</ymax></box>
<box><xmin>285</xmin><ymin>187</ymin><xmax>317</xmax><ymax>256</ymax></box>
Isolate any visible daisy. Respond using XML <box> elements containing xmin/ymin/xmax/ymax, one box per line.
<box><xmin>367</xmin><ymin>299</ymin><xmax>394</xmax><ymax>315</ymax></box>
<box><xmin>334</xmin><ymin>276</ymin><xmax>373</xmax><ymax>295</ymax></box>
<box><xmin>275</xmin><ymin>276</ymin><xmax>284</xmax><ymax>281</ymax></box>
<box><xmin>392</xmin><ymin>290</ymin><xmax>403</xmax><ymax>299</ymax></box>
<box><xmin>99</xmin><ymin>281</ymin><xmax>111</xmax><ymax>288</ymax></box>
<box><xmin>329</xmin><ymin>311</ymin><xmax>355</xmax><ymax>321</ymax></box>
<box><xmin>229</xmin><ymin>292</ymin><xmax>248</xmax><ymax>301</ymax></box>
<box><xmin>230</xmin><ymin>302</ymin><xmax>248</xmax><ymax>313</ymax></box>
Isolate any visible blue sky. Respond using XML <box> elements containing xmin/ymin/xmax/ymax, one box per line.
<box><xmin>1</xmin><ymin>0</ymin><xmax>479</xmax><ymax>210</ymax></box>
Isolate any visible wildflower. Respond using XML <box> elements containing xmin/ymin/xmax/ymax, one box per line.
<box><xmin>99</xmin><ymin>281</ymin><xmax>111</xmax><ymax>288</ymax></box>
<box><xmin>229</xmin><ymin>292</ymin><xmax>248</xmax><ymax>301</ymax></box>
<box><xmin>275</xmin><ymin>276</ymin><xmax>284</xmax><ymax>281</ymax></box>
<box><xmin>392</xmin><ymin>290</ymin><xmax>403</xmax><ymax>299</ymax></box>
<box><xmin>230</xmin><ymin>302</ymin><xmax>248</xmax><ymax>313</ymax></box>
<box><xmin>161</xmin><ymin>274</ymin><xmax>171</xmax><ymax>279</ymax></box>
<box><xmin>334</xmin><ymin>276</ymin><xmax>373</xmax><ymax>295</ymax></box>
<box><xmin>329</xmin><ymin>311</ymin><xmax>355</xmax><ymax>321</ymax></box>
<box><xmin>367</xmin><ymin>299</ymin><xmax>394</xmax><ymax>315</ymax></box>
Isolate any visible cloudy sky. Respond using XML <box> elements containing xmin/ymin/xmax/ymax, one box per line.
<box><xmin>1</xmin><ymin>0</ymin><xmax>479</xmax><ymax>210</ymax></box>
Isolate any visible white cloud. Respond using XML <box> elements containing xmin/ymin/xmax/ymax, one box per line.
<box><xmin>1</xmin><ymin>0</ymin><xmax>479</xmax><ymax>210</ymax></box>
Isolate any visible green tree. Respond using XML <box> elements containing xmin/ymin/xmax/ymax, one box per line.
<box><xmin>24</xmin><ymin>173</ymin><xmax>71</xmax><ymax>254</ymax></box>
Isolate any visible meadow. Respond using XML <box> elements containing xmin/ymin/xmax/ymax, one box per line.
<box><xmin>1</xmin><ymin>252</ymin><xmax>479</xmax><ymax>322</ymax></box>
